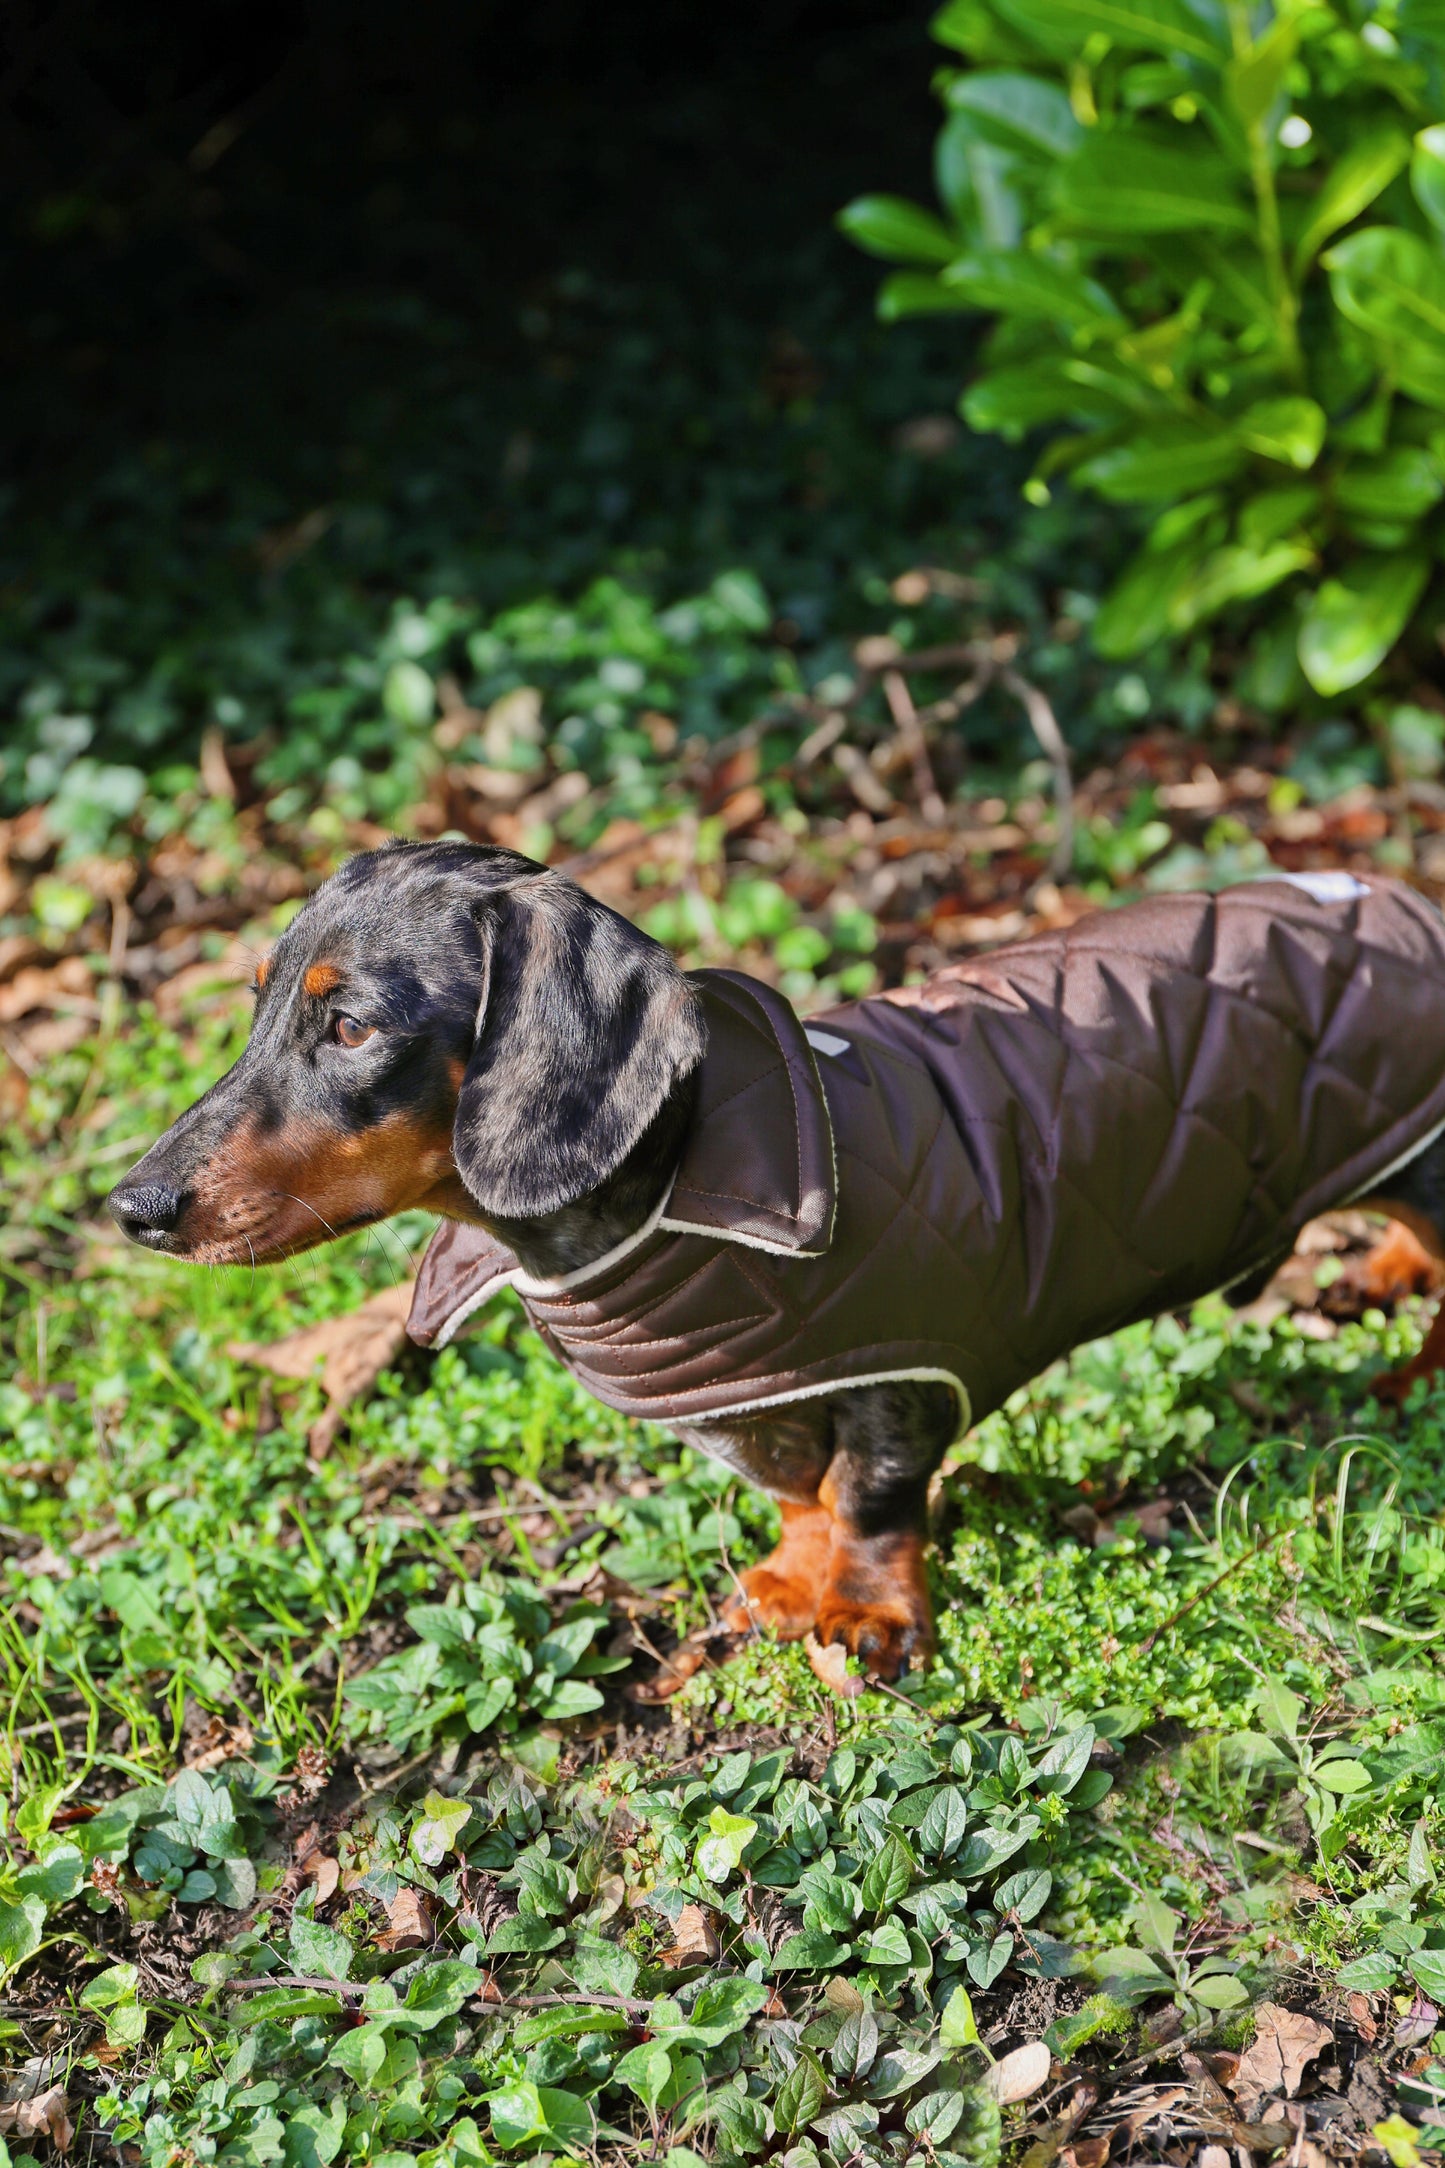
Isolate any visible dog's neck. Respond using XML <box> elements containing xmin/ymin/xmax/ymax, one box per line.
<box><xmin>472</xmin><ymin>1068</ymin><xmax>700</xmax><ymax>1280</ymax></box>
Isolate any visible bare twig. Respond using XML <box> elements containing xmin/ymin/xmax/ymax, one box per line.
<box><xmin>1000</xmin><ymin>668</ymin><xmax>1074</xmax><ymax>878</ymax></box>
<box><xmin>832</xmin><ymin>741</ymin><xmax>894</xmax><ymax>815</ymax></box>
<box><xmin>882</xmin><ymin>670</ymin><xmax>946</xmax><ymax>827</ymax></box>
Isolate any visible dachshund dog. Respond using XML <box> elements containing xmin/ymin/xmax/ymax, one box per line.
<box><xmin>109</xmin><ymin>841</ymin><xmax>1445</xmax><ymax>1683</ymax></box>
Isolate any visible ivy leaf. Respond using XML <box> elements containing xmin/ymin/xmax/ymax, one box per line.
<box><xmin>695</xmin><ymin>1807</ymin><xmax>757</xmax><ymax>1883</ymax></box>
<box><xmin>328</xmin><ymin>2027</ymin><xmax>388</xmax><ymax>2087</ymax></box>
<box><xmin>967</xmin><ymin>1929</ymin><xmax>1015</xmax><ymax>1988</ymax></box>
<box><xmin>0</xmin><ymin>1898</ymin><xmax>46</xmax><ymax>1979</ymax></box>
<box><xmin>773</xmin><ymin>2048</ymin><xmax>827</xmax><ymax>2135</ymax></box>
<box><xmin>613</xmin><ymin>2043</ymin><xmax>675</xmax><ymax>2111</ymax></box>
<box><xmin>919</xmin><ymin>1786</ymin><xmax>970</xmax><ymax>1859</ymax></box>
<box><xmin>652</xmin><ymin>1977</ymin><xmax>769</xmax><ymax>2047</ymax></box>
<box><xmin>411</xmin><ymin>1789</ymin><xmax>472</xmax><ymax>1867</ymax></box>
<box><xmin>16</xmin><ymin>1846</ymin><xmax>86</xmax><ymax>1905</ymax></box>
<box><xmin>857</xmin><ymin>1833</ymin><xmax>912</xmax><ymax>1913</ymax></box>
<box><xmin>940</xmin><ymin>1983</ymin><xmax>981</xmax><ymax>2051</ymax></box>
<box><xmin>289</xmin><ymin>1905</ymin><xmax>354</xmax><ymax>1984</ymax></box>
<box><xmin>831</xmin><ymin>2005</ymin><xmax>881</xmax><ymax>2081</ymax></box>
<box><xmin>872</xmin><ymin>2045</ymin><xmax>943</xmax><ymax>2098</ymax></box>
<box><xmin>861</xmin><ymin>1919</ymin><xmax>914</xmax><ymax>1969</ymax></box>
<box><xmin>996</xmin><ymin>1868</ymin><xmax>1052</xmax><ymax>1922</ymax></box>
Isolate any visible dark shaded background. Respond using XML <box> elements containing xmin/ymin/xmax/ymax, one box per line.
<box><xmin>3</xmin><ymin>0</ymin><xmax>961</xmax><ymax>566</ymax></box>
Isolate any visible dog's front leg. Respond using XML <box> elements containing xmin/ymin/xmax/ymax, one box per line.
<box><xmin>687</xmin><ymin>1379</ymin><xmax>957</xmax><ymax>1679</ymax></box>
<box><xmin>681</xmin><ymin>1404</ymin><xmax>834</xmax><ymax>1643</ymax></box>
<box><xmin>811</xmin><ymin>1380</ymin><xmax>957</xmax><ymax>1680</ymax></box>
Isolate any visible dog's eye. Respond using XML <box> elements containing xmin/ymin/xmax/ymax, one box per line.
<box><xmin>334</xmin><ymin>1015</ymin><xmax>376</xmax><ymax>1049</ymax></box>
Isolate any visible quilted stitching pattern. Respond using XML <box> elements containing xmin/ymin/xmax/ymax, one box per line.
<box><xmin>411</xmin><ymin>879</ymin><xmax>1445</xmax><ymax>1432</ymax></box>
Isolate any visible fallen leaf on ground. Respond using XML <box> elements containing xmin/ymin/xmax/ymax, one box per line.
<box><xmin>658</xmin><ymin>1903</ymin><xmax>720</xmax><ymax>1967</ymax></box>
<box><xmin>1231</xmin><ymin>2004</ymin><xmax>1333</xmax><ymax>2104</ymax></box>
<box><xmin>375</xmin><ymin>1885</ymin><xmax>434</xmax><ymax>1950</ymax></box>
<box><xmin>292</xmin><ymin>1825</ymin><xmax>341</xmax><ymax>1905</ymax></box>
<box><xmin>804</xmin><ymin>1631</ymin><xmax>865</xmax><ymax>1699</ymax></box>
<box><xmin>0</xmin><ymin>2086</ymin><xmax>74</xmax><ymax>2152</ymax></box>
<box><xmin>228</xmin><ymin>1281</ymin><xmax>414</xmax><ymax>1457</ymax></box>
<box><xmin>1198</xmin><ymin>2147</ymin><xmax>1232</xmax><ymax>2168</ymax></box>
<box><xmin>1065</xmin><ymin>2142</ymin><xmax>1109</xmax><ymax>2168</ymax></box>
<box><xmin>1395</xmin><ymin>1994</ymin><xmax>1437</xmax><ymax>2049</ymax></box>
<box><xmin>1347</xmin><ymin>1991</ymin><xmax>1378</xmax><ymax>2043</ymax></box>
<box><xmin>983</xmin><ymin>2039</ymin><xmax>1052</xmax><ymax>2105</ymax></box>
<box><xmin>183</xmin><ymin>1714</ymin><xmax>254</xmax><ymax>1771</ymax></box>
<box><xmin>0</xmin><ymin>960</ymin><xmax>99</xmax><ymax>1024</ymax></box>
<box><xmin>627</xmin><ymin>1636</ymin><xmax>711</xmax><ymax>1703</ymax></box>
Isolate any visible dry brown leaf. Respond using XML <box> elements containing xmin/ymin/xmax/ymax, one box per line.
<box><xmin>1198</xmin><ymin>2147</ymin><xmax>1232</xmax><ymax>2168</ymax></box>
<box><xmin>588</xmin><ymin>1872</ymin><xmax>625</xmax><ymax>1924</ymax></box>
<box><xmin>229</xmin><ymin>1281</ymin><xmax>414</xmax><ymax>1457</ymax></box>
<box><xmin>1232</xmin><ymin>2005</ymin><xmax>1334</xmax><ymax>2105</ymax></box>
<box><xmin>1395</xmin><ymin>1994</ymin><xmax>1437</xmax><ymax>2049</ymax></box>
<box><xmin>0</xmin><ymin>2086</ymin><xmax>75</xmax><ymax>2152</ymax></box>
<box><xmin>804</xmin><ymin>1631</ymin><xmax>866</xmax><ymax>1700</ymax></box>
<box><xmin>984</xmin><ymin>2039</ymin><xmax>1052</xmax><ymax>2106</ymax></box>
<box><xmin>0</xmin><ymin>960</ymin><xmax>99</xmax><ymax>1024</ymax></box>
<box><xmin>292</xmin><ymin>1828</ymin><xmax>341</xmax><ymax>1906</ymax></box>
<box><xmin>658</xmin><ymin>1902</ymin><xmax>720</xmax><ymax>1968</ymax></box>
<box><xmin>627</xmin><ymin>1637</ymin><xmax>710</xmax><ymax>1703</ymax></box>
<box><xmin>1347</xmin><ymin>1992</ymin><xmax>1378</xmax><ymax>2044</ymax></box>
<box><xmin>184</xmin><ymin>1715</ymin><xmax>254</xmax><ymax>1771</ymax></box>
<box><xmin>308</xmin><ymin>1855</ymin><xmax>340</xmax><ymax>1905</ymax></box>
<box><xmin>375</xmin><ymin>1885</ymin><xmax>434</xmax><ymax>1951</ymax></box>
<box><xmin>1066</xmin><ymin>2140</ymin><xmax>1110</xmax><ymax>2168</ymax></box>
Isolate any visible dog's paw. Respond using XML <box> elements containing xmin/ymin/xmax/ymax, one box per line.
<box><xmin>721</xmin><ymin>1564</ymin><xmax>818</xmax><ymax>1642</ymax></box>
<box><xmin>813</xmin><ymin>1591</ymin><xmax>933</xmax><ymax>1682</ymax></box>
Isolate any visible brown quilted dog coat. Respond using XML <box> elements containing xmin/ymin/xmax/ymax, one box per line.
<box><xmin>408</xmin><ymin>875</ymin><xmax>1445</xmax><ymax>1435</ymax></box>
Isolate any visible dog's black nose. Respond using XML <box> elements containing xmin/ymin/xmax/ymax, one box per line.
<box><xmin>107</xmin><ymin>1182</ymin><xmax>182</xmax><ymax>1247</ymax></box>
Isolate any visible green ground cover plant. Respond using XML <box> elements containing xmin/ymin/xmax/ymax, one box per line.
<box><xmin>8</xmin><ymin>970</ymin><xmax>1445</xmax><ymax>2166</ymax></box>
<box><xmin>844</xmin><ymin>0</ymin><xmax>1445</xmax><ymax>705</ymax></box>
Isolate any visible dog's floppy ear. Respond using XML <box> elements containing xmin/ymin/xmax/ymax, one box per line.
<box><xmin>453</xmin><ymin>868</ymin><xmax>706</xmax><ymax>1219</ymax></box>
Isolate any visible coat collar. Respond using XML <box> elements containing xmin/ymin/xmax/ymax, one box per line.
<box><xmin>407</xmin><ymin>968</ymin><xmax>836</xmax><ymax>1349</ymax></box>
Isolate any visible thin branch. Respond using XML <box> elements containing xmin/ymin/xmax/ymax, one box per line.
<box><xmin>882</xmin><ymin>670</ymin><xmax>946</xmax><ymax>828</ymax></box>
<box><xmin>1000</xmin><ymin>669</ymin><xmax>1074</xmax><ymax>880</ymax></box>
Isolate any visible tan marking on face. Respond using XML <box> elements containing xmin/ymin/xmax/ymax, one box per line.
<box><xmin>179</xmin><ymin>1107</ymin><xmax>468</xmax><ymax>1263</ymax></box>
<box><xmin>254</xmin><ymin>957</ymin><xmax>270</xmax><ymax>989</ymax></box>
<box><xmin>303</xmin><ymin>962</ymin><xmax>341</xmax><ymax>998</ymax></box>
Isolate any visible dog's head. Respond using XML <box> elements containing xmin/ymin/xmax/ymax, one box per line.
<box><xmin>107</xmin><ymin>841</ymin><xmax>706</xmax><ymax>1263</ymax></box>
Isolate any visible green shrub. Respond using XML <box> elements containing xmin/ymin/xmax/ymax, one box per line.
<box><xmin>842</xmin><ymin>0</ymin><xmax>1445</xmax><ymax>705</ymax></box>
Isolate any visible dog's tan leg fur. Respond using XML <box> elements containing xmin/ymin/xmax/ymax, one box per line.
<box><xmin>1355</xmin><ymin>1200</ymin><xmax>1445</xmax><ymax>1404</ymax></box>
